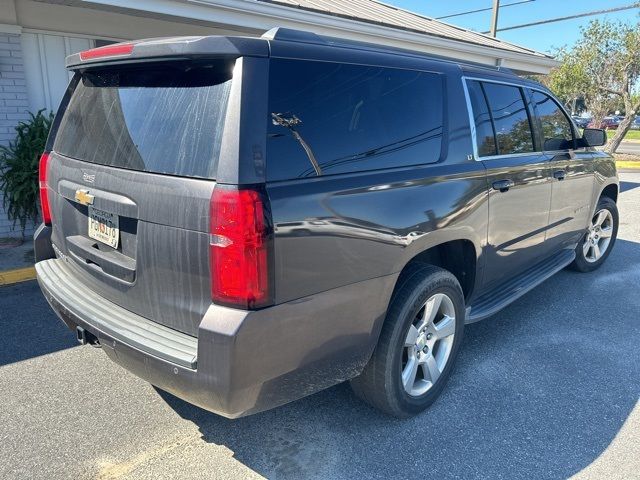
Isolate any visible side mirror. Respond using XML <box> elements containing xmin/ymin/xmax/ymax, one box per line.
<box><xmin>580</xmin><ymin>128</ymin><xmax>607</xmax><ymax>147</ymax></box>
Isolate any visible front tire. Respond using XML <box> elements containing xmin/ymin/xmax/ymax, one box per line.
<box><xmin>350</xmin><ymin>265</ymin><xmax>465</xmax><ymax>418</ymax></box>
<box><xmin>569</xmin><ymin>196</ymin><xmax>618</xmax><ymax>272</ymax></box>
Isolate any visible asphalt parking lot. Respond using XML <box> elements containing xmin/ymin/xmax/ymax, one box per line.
<box><xmin>1</xmin><ymin>173</ymin><xmax>639</xmax><ymax>480</ymax></box>
<box><xmin>618</xmin><ymin>141</ymin><xmax>640</xmax><ymax>156</ymax></box>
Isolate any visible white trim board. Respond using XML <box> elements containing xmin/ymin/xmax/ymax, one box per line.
<box><xmin>0</xmin><ymin>23</ymin><xmax>22</xmax><ymax>34</ymax></box>
<box><xmin>22</xmin><ymin>27</ymin><xmax>126</xmax><ymax>42</ymax></box>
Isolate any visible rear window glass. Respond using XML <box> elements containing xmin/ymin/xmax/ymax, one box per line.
<box><xmin>266</xmin><ymin>59</ymin><xmax>444</xmax><ymax>181</ymax></box>
<box><xmin>54</xmin><ymin>60</ymin><xmax>234</xmax><ymax>179</ymax></box>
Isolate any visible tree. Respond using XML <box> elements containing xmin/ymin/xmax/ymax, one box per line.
<box><xmin>544</xmin><ymin>18</ymin><xmax>640</xmax><ymax>153</ymax></box>
<box><xmin>542</xmin><ymin>47</ymin><xmax>589</xmax><ymax>115</ymax></box>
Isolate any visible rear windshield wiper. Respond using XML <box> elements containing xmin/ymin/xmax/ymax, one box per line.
<box><xmin>271</xmin><ymin>112</ymin><xmax>322</xmax><ymax>176</ymax></box>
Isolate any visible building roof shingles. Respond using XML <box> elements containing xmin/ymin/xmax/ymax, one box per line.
<box><xmin>260</xmin><ymin>0</ymin><xmax>550</xmax><ymax>58</ymax></box>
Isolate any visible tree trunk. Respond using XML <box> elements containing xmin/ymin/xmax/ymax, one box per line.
<box><xmin>604</xmin><ymin>92</ymin><xmax>637</xmax><ymax>154</ymax></box>
<box><xmin>590</xmin><ymin>110</ymin><xmax>606</xmax><ymax>131</ymax></box>
<box><xmin>604</xmin><ymin>114</ymin><xmax>634</xmax><ymax>154</ymax></box>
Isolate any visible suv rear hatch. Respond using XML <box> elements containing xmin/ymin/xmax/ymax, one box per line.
<box><xmin>47</xmin><ymin>57</ymin><xmax>235</xmax><ymax>337</ymax></box>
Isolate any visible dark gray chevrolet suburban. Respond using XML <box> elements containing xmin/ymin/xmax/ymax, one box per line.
<box><xmin>34</xmin><ymin>28</ymin><xmax>619</xmax><ymax>418</ymax></box>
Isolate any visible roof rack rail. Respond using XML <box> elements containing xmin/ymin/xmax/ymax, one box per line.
<box><xmin>262</xmin><ymin>26</ymin><xmax>515</xmax><ymax>75</ymax></box>
<box><xmin>261</xmin><ymin>27</ymin><xmax>327</xmax><ymax>45</ymax></box>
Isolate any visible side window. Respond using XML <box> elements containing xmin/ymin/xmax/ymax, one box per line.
<box><xmin>481</xmin><ymin>82</ymin><xmax>535</xmax><ymax>155</ymax></box>
<box><xmin>266</xmin><ymin>59</ymin><xmax>444</xmax><ymax>181</ymax></box>
<box><xmin>530</xmin><ymin>91</ymin><xmax>574</xmax><ymax>151</ymax></box>
<box><xmin>466</xmin><ymin>80</ymin><xmax>497</xmax><ymax>157</ymax></box>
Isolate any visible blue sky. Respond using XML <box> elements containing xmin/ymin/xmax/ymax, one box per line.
<box><xmin>388</xmin><ymin>0</ymin><xmax>639</xmax><ymax>54</ymax></box>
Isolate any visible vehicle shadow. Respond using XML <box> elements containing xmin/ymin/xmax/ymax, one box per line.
<box><xmin>157</xmin><ymin>238</ymin><xmax>640</xmax><ymax>479</ymax></box>
<box><xmin>0</xmin><ymin>281</ymin><xmax>78</xmax><ymax>366</ymax></box>
<box><xmin>620</xmin><ymin>181</ymin><xmax>640</xmax><ymax>193</ymax></box>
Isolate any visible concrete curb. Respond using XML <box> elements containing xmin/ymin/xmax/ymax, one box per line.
<box><xmin>616</xmin><ymin>161</ymin><xmax>640</xmax><ymax>169</ymax></box>
<box><xmin>0</xmin><ymin>266</ymin><xmax>37</xmax><ymax>286</ymax></box>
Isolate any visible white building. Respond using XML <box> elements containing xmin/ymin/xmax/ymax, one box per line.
<box><xmin>0</xmin><ymin>0</ymin><xmax>557</xmax><ymax>238</ymax></box>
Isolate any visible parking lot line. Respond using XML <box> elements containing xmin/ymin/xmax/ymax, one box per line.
<box><xmin>0</xmin><ymin>266</ymin><xmax>36</xmax><ymax>286</ymax></box>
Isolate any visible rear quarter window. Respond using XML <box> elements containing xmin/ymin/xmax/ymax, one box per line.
<box><xmin>466</xmin><ymin>80</ymin><xmax>497</xmax><ymax>157</ymax></box>
<box><xmin>266</xmin><ymin>59</ymin><xmax>444</xmax><ymax>181</ymax></box>
<box><xmin>53</xmin><ymin>60</ymin><xmax>234</xmax><ymax>179</ymax></box>
<box><xmin>480</xmin><ymin>82</ymin><xmax>535</xmax><ymax>156</ymax></box>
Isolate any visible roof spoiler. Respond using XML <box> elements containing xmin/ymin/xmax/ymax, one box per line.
<box><xmin>261</xmin><ymin>27</ymin><xmax>327</xmax><ymax>45</ymax></box>
<box><xmin>66</xmin><ymin>35</ymin><xmax>269</xmax><ymax>69</ymax></box>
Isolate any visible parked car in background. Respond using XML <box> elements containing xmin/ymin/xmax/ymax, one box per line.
<box><xmin>572</xmin><ymin>116</ymin><xmax>591</xmax><ymax>129</ymax></box>
<box><xmin>631</xmin><ymin>116</ymin><xmax>640</xmax><ymax>130</ymax></box>
<box><xmin>589</xmin><ymin>116</ymin><xmax>620</xmax><ymax>130</ymax></box>
<box><xmin>34</xmin><ymin>28</ymin><xmax>619</xmax><ymax>419</ymax></box>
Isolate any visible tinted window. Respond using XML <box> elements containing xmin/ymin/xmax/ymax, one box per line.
<box><xmin>531</xmin><ymin>91</ymin><xmax>574</xmax><ymax>151</ymax></box>
<box><xmin>466</xmin><ymin>80</ymin><xmax>497</xmax><ymax>157</ymax></box>
<box><xmin>54</xmin><ymin>60</ymin><xmax>234</xmax><ymax>179</ymax></box>
<box><xmin>266</xmin><ymin>59</ymin><xmax>444</xmax><ymax>181</ymax></box>
<box><xmin>482</xmin><ymin>82</ymin><xmax>535</xmax><ymax>155</ymax></box>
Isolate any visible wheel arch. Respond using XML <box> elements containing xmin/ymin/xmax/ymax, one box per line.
<box><xmin>391</xmin><ymin>239</ymin><xmax>478</xmax><ymax>305</ymax></box>
<box><xmin>600</xmin><ymin>183</ymin><xmax>618</xmax><ymax>203</ymax></box>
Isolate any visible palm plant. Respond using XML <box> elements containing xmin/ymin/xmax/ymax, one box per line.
<box><xmin>0</xmin><ymin>110</ymin><xmax>54</xmax><ymax>237</ymax></box>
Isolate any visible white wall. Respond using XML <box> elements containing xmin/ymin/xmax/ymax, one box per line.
<box><xmin>21</xmin><ymin>32</ymin><xmax>93</xmax><ymax>114</ymax></box>
<box><xmin>0</xmin><ymin>30</ymin><xmax>26</xmax><ymax>146</ymax></box>
<box><xmin>0</xmin><ymin>29</ymin><xmax>35</xmax><ymax>238</ymax></box>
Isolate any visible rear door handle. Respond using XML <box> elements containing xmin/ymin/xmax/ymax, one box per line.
<box><xmin>492</xmin><ymin>179</ymin><xmax>515</xmax><ymax>192</ymax></box>
<box><xmin>553</xmin><ymin>170</ymin><xmax>566</xmax><ymax>181</ymax></box>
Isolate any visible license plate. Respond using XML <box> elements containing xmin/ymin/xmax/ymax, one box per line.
<box><xmin>88</xmin><ymin>206</ymin><xmax>119</xmax><ymax>248</ymax></box>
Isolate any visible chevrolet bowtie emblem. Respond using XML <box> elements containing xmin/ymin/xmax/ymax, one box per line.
<box><xmin>75</xmin><ymin>189</ymin><xmax>94</xmax><ymax>206</ymax></box>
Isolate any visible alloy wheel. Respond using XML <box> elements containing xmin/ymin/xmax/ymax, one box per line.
<box><xmin>401</xmin><ymin>293</ymin><xmax>456</xmax><ymax>397</ymax></box>
<box><xmin>583</xmin><ymin>208</ymin><xmax>613</xmax><ymax>263</ymax></box>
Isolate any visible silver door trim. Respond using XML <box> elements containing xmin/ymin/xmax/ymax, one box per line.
<box><xmin>461</xmin><ymin>75</ymin><xmax>581</xmax><ymax>162</ymax></box>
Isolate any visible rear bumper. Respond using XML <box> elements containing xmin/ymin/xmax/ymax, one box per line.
<box><xmin>33</xmin><ymin>223</ymin><xmax>56</xmax><ymax>263</ymax></box>
<box><xmin>36</xmin><ymin>258</ymin><xmax>396</xmax><ymax>418</ymax></box>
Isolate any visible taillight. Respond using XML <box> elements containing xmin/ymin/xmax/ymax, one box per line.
<box><xmin>79</xmin><ymin>43</ymin><xmax>134</xmax><ymax>61</ymax></box>
<box><xmin>209</xmin><ymin>186</ymin><xmax>272</xmax><ymax>309</ymax></box>
<box><xmin>39</xmin><ymin>152</ymin><xmax>51</xmax><ymax>225</ymax></box>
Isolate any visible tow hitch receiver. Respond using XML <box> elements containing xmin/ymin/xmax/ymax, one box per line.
<box><xmin>76</xmin><ymin>326</ymin><xmax>100</xmax><ymax>347</ymax></box>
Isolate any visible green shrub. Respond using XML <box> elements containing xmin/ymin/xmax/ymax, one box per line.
<box><xmin>0</xmin><ymin>110</ymin><xmax>54</xmax><ymax>237</ymax></box>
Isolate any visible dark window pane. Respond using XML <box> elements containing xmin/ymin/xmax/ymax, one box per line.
<box><xmin>54</xmin><ymin>60</ymin><xmax>234</xmax><ymax>179</ymax></box>
<box><xmin>266</xmin><ymin>59</ymin><xmax>444</xmax><ymax>181</ymax></box>
<box><xmin>93</xmin><ymin>39</ymin><xmax>117</xmax><ymax>48</ymax></box>
<box><xmin>482</xmin><ymin>83</ymin><xmax>535</xmax><ymax>155</ymax></box>
<box><xmin>466</xmin><ymin>80</ymin><xmax>497</xmax><ymax>157</ymax></box>
<box><xmin>531</xmin><ymin>91</ymin><xmax>574</xmax><ymax>151</ymax></box>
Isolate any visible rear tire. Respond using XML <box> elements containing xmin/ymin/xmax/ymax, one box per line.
<box><xmin>350</xmin><ymin>265</ymin><xmax>465</xmax><ymax>418</ymax></box>
<box><xmin>569</xmin><ymin>196</ymin><xmax>618</xmax><ymax>273</ymax></box>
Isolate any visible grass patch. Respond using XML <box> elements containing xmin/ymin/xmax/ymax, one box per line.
<box><xmin>607</xmin><ymin>129</ymin><xmax>640</xmax><ymax>141</ymax></box>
